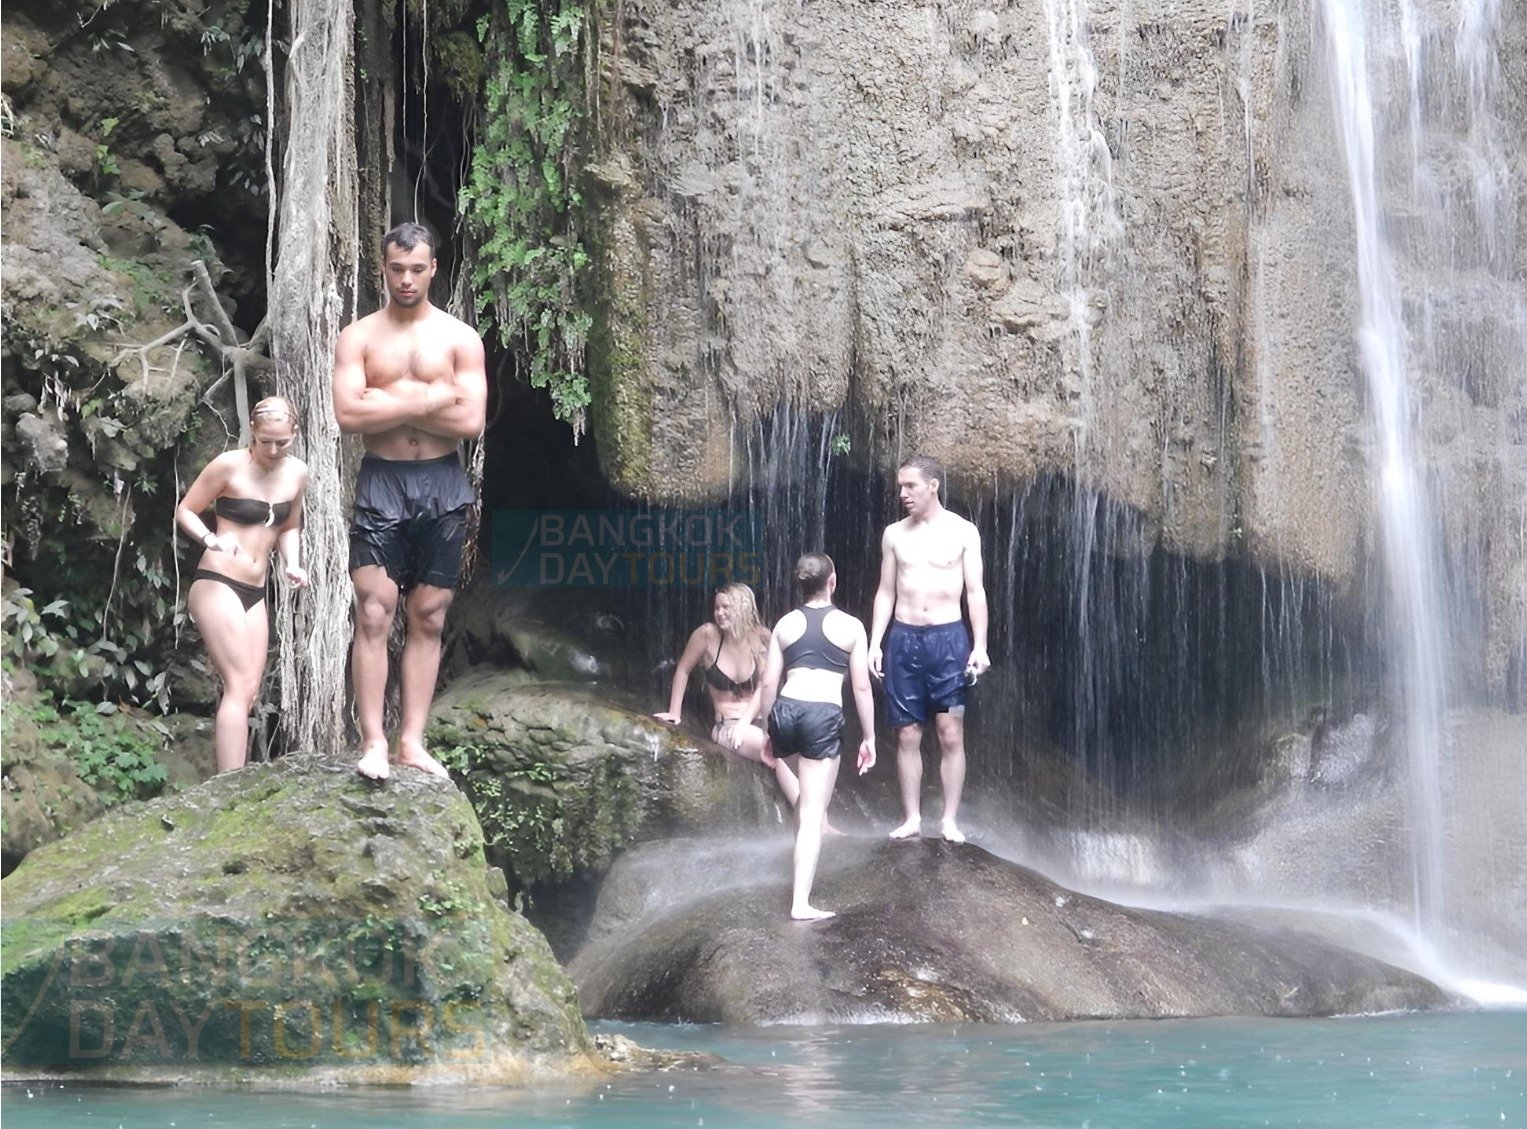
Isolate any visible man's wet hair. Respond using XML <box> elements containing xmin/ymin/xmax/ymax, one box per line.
<box><xmin>794</xmin><ymin>552</ymin><xmax>834</xmax><ymax>600</ymax></box>
<box><xmin>899</xmin><ymin>454</ymin><xmax>945</xmax><ymax>497</ymax></box>
<box><xmin>382</xmin><ymin>221</ymin><xmax>437</xmax><ymax>258</ymax></box>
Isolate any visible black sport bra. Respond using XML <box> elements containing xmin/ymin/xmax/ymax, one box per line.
<box><xmin>216</xmin><ymin>497</ymin><xmax>292</xmax><ymax>527</ymax></box>
<box><xmin>781</xmin><ymin>605</ymin><xmax>850</xmax><ymax>673</ymax></box>
<box><xmin>704</xmin><ymin>644</ymin><xmax>758</xmax><ymax>694</ymax></box>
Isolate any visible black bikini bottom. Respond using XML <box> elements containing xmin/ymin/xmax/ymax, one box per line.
<box><xmin>192</xmin><ymin>568</ymin><xmax>267</xmax><ymax>612</ymax></box>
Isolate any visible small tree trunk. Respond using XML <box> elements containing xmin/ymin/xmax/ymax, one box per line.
<box><xmin>268</xmin><ymin>0</ymin><xmax>363</xmax><ymax>756</ymax></box>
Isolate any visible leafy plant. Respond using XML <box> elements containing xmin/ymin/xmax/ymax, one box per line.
<box><xmin>94</xmin><ymin>116</ymin><xmax>120</xmax><ymax>182</ymax></box>
<box><xmin>27</xmin><ymin>698</ymin><xmax>170</xmax><ymax>806</ymax></box>
<box><xmin>4</xmin><ymin>564</ymin><xmax>176</xmax><ymax>713</ymax></box>
<box><xmin>459</xmin><ymin>0</ymin><xmax>593</xmax><ymax>428</ymax></box>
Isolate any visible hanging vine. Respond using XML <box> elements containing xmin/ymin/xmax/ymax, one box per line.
<box><xmin>459</xmin><ymin>0</ymin><xmax>593</xmax><ymax>430</ymax></box>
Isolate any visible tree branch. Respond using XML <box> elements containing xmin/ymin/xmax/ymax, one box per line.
<box><xmin>109</xmin><ymin>262</ymin><xmax>273</xmax><ymax>446</ymax></box>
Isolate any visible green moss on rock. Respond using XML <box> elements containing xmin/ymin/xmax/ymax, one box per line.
<box><xmin>1</xmin><ymin>754</ymin><xmax>593</xmax><ymax>1082</ymax></box>
<box><xmin>427</xmin><ymin>669</ymin><xmax>751</xmax><ymax>891</ymax></box>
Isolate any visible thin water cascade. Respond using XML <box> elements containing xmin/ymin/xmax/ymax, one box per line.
<box><xmin>1041</xmin><ymin>0</ymin><xmax>1132</xmax><ymax>815</ymax></box>
<box><xmin>1319</xmin><ymin>0</ymin><xmax>1451</xmax><ymax>943</ymax></box>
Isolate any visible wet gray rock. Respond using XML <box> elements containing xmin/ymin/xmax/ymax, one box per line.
<box><xmin>427</xmin><ymin>668</ymin><xmax>781</xmax><ymax>889</ymax></box>
<box><xmin>570</xmin><ymin>837</ymin><xmax>1452</xmax><ymax>1023</ymax></box>
<box><xmin>1</xmin><ymin>754</ymin><xmax>596</xmax><ymax>1083</ymax></box>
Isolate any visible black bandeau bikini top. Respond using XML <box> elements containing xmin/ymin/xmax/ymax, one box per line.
<box><xmin>215</xmin><ymin>497</ymin><xmax>292</xmax><ymax>527</ymax></box>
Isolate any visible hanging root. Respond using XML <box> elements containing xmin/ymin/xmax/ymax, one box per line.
<box><xmin>110</xmin><ymin>260</ymin><xmax>272</xmax><ymax>441</ymax></box>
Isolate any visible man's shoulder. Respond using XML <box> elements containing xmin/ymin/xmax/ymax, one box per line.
<box><xmin>944</xmin><ymin>510</ymin><xmax>979</xmax><ymax>537</ymax></box>
<box><xmin>340</xmin><ymin>308</ymin><xmax>388</xmax><ymax>340</ymax></box>
<box><xmin>431</xmin><ymin>306</ymin><xmax>481</xmax><ymax>342</ymax></box>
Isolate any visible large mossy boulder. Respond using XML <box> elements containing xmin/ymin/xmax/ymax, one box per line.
<box><xmin>570</xmin><ymin>837</ymin><xmax>1452</xmax><ymax>1023</ymax></box>
<box><xmin>1</xmin><ymin>754</ymin><xmax>597</xmax><ymax>1084</ymax></box>
<box><xmin>427</xmin><ymin>667</ymin><xmax>780</xmax><ymax>891</ymax></box>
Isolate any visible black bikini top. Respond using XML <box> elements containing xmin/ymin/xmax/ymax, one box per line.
<box><xmin>215</xmin><ymin>497</ymin><xmax>292</xmax><ymax>527</ymax></box>
<box><xmin>704</xmin><ymin>642</ymin><xmax>758</xmax><ymax>694</ymax></box>
<box><xmin>781</xmin><ymin>605</ymin><xmax>850</xmax><ymax>673</ymax></box>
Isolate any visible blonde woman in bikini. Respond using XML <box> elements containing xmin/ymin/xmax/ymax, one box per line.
<box><xmin>656</xmin><ymin>583</ymin><xmax>813</xmax><ymax>815</ymax></box>
<box><xmin>174</xmin><ymin>397</ymin><xmax>310</xmax><ymax>772</ymax></box>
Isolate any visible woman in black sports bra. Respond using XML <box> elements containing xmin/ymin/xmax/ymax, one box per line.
<box><xmin>174</xmin><ymin>397</ymin><xmax>310</xmax><ymax>773</ymax></box>
<box><xmin>655</xmin><ymin>583</ymin><xmax>809</xmax><ymax>813</ymax></box>
<box><xmin>756</xmin><ymin>553</ymin><xmax>877</xmax><ymax>920</ymax></box>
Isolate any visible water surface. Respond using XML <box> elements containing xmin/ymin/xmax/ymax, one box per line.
<box><xmin>5</xmin><ymin>1011</ymin><xmax>1524</xmax><ymax>1127</ymax></box>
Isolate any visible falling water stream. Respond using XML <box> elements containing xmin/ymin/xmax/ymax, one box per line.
<box><xmin>1320</xmin><ymin>0</ymin><xmax>1450</xmax><ymax>944</ymax></box>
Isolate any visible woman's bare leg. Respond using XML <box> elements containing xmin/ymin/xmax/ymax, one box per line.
<box><xmin>734</xmin><ymin>724</ymin><xmax>842</xmax><ymax>832</ymax></box>
<box><xmin>189</xmin><ymin>580</ymin><xmax>268</xmax><ymax>773</ymax></box>
<box><xmin>791</xmin><ymin>754</ymin><xmax>841</xmax><ymax>920</ymax></box>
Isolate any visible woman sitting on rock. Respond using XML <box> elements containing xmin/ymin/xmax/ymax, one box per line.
<box><xmin>757</xmin><ymin>554</ymin><xmax>876</xmax><ymax>920</ymax></box>
<box><xmin>655</xmin><ymin>582</ymin><xmax>807</xmax><ymax>811</ymax></box>
<box><xmin>174</xmin><ymin>396</ymin><xmax>309</xmax><ymax>772</ymax></box>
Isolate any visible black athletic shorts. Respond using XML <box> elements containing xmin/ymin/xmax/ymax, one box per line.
<box><xmin>767</xmin><ymin>698</ymin><xmax>845</xmax><ymax>761</ymax></box>
<box><xmin>349</xmin><ymin>452</ymin><xmax>475</xmax><ymax>590</ymax></box>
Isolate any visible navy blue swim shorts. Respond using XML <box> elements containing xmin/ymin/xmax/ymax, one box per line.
<box><xmin>883</xmin><ymin>620</ymin><xmax>970</xmax><ymax>729</ymax></box>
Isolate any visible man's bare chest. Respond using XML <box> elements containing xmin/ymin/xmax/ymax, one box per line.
<box><xmin>364</xmin><ymin>333</ymin><xmax>455</xmax><ymax>386</ymax></box>
<box><xmin>898</xmin><ymin>528</ymin><xmax>964</xmax><ymax>572</ymax></box>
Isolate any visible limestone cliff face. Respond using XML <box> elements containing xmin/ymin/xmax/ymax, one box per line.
<box><xmin>591</xmin><ymin>0</ymin><xmax>1526</xmax><ymax>691</ymax></box>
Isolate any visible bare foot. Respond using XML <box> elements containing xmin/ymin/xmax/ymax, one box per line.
<box><xmin>791</xmin><ymin>905</ymin><xmax>836</xmax><ymax>921</ymax></box>
<box><xmin>397</xmin><ymin>738</ymin><xmax>452</xmax><ymax>781</ymax></box>
<box><xmin>940</xmin><ymin>821</ymin><xmax>966</xmax><ymax>844</ymax></box>
<box><xmin>889</xmin><ymin>817</ymin><xmax>922</xmax><ymax>840</ymax></box>
<box><xmin>823</xmin><ymin>819</ymin><xmax>848</xmax><ymax>838</ymax></box>
<box><xmin>356</xmin><ymin>741</ymin><xmax>391</xmax><ymax>781</ymax></box>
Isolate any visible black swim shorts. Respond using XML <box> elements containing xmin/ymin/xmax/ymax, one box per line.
<box><xmin>767</xmin><ymin>698</ymin><xmax>844</xmax><ymax>761</ymax></box>
<box><xmin>349</xmin><ymin>452</ymin><xmax>475</xmax><ymax>590</ymax></box>
<box><xmin>883</xmin><ymin>620</ymin><xmax>970</xmax><ymax>728</ymax></box>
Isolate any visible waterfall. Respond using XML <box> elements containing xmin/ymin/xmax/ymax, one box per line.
<box><xmin>1043</xmin><ymin>0</ymin><xmax>1124</xmax><ymax>458</ymax></box>
<box><xmin>1318</xmin><ymin>0</ymin><xmax>1524</xmax><ymax>964</ymax></box>
<box><xmin>1319</xmin><ymin>0</ymin><xmax>1448</xmax><ymax>939</ymax></box>
<box><xmin>1042</xmin><ymin>0</ymin><xmax>1133</xmax><ymax>805</ymax></box>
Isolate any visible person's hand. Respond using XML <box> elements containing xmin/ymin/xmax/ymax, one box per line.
<box><xmin>762</xmin><ymin>737</ymin><xmax>778</xmax><ymax>769</ymax></box>
<box><xmin>857</xmin><ymin>739</ymin><xmax>876</xmax><ymax>775</ymax></box>
<box><xmin>205</xmin><ymin>533</ymin><xmax>241</xmax><ymax>558</ymax></box>
<box><xmin>869</xmin><ymin>645</ymin><xmax>884</xmax><ymax>680</ymax></box>
<box><xmin>653</xmin><ymin>711</ymin><xmax>681</xmax><ymax>724</ymax></box>
<box><xmin>284</xmin><ymin>563</ymin><xmax>310</xmax><ymax>589</ymax></box>
<box><xmin>966</xmin><ymin>648</ymin><xmax>991</xmax><ymax>681</ymax></box>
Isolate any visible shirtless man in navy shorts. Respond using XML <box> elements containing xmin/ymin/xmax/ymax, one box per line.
<box><xmin>332</xmin><ymin>222</ymin><xmax>487</xmax><ymax>781</ymax></box>
<box><xmin>868</xmin><ymin>455</ymin><xmax>990</xmax><ymax>842</ymax></box>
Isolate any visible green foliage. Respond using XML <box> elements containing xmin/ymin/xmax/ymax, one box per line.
<box><xmin>433</xmin><ymin>741</ymin><xmax>569</xmax><ymax>885</ymax></box>
<box><xmin>94</xmin><ymin>117</ymin><xmax>121</xmax><ymax>184</ymax></box>
<box><xmin>24</xmin><ymin>698</ymin><xmax>170</xmax><ymax>807</ymax></box>
<box><xmin>4</xmin><ymin>569</ymin><xmax>177</xmax><ymax>713</ymax></box>
<box><xmin>459</xmin><ymin>0</ymin><xmax>593</xmax><ymax>426</ymax></box>
<box><xmin>431</xmin><ymin>727</ymin><xmax>643</xmax><ymax>891</ymax></box>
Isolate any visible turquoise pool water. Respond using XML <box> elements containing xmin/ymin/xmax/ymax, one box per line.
<box><xmin>4</xmin><ymin>1010</ymin><xmax>1524</xmax><ymax>1127</ymax></box>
